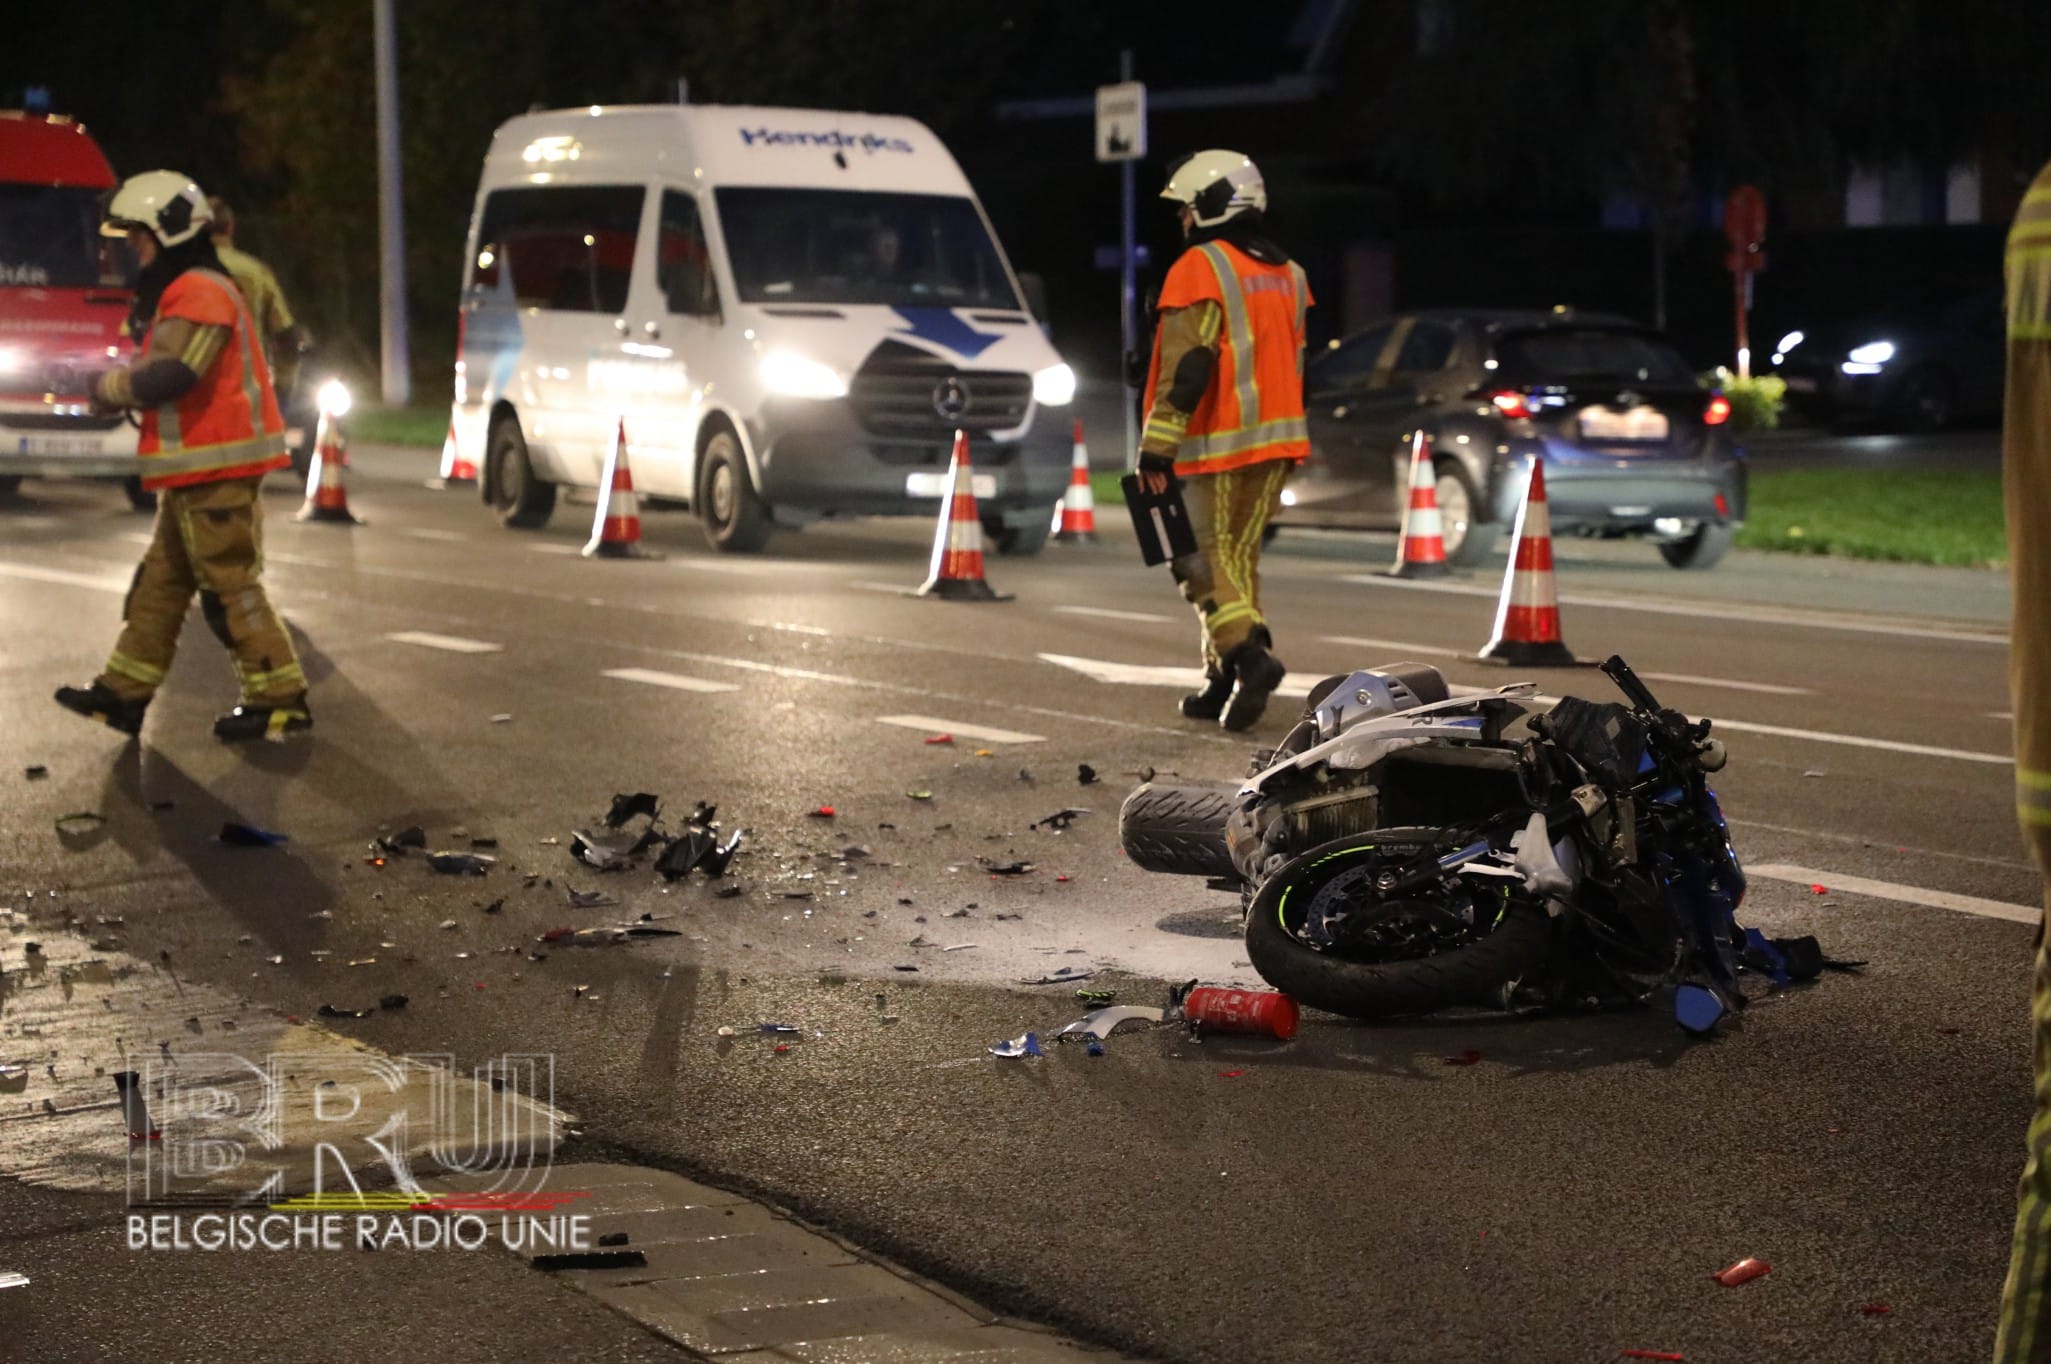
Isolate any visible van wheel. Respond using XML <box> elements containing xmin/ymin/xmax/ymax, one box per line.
<box><xmin>984</xmin><ymin>507</ymin><xmax>1053</xmax><ymax>556</ymax></box>
<box><xmin>486</xmin><ymin>414</ymin><xmax>555</xmax><ymax>529</ymax></box>
<box><xmin>122</xmin><ymin>476</ymin><xmax>157</xmax><ymax>513</ymax></box>
<box><xmin>698</xmin><ymin>428</ymin><xmax>772</xmax><ymax>553</ymax></box>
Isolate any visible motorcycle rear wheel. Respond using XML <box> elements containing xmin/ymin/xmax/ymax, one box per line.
<box><xmin>1244</xmin><ymin>828</ymin><xmax>1552</xmax><ymax>1020</ymax></box>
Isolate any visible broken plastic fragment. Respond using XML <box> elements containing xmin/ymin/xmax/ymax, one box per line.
<box><xmin>25</xmin><ymin>765</ymin><xmax>48</xmax><ymax>780</ymax></box>
<box><xmin>378</xmin><ymin>994</ymin><xmax>409</xmax><ymax>1010</ymax></box>
<box><xmin>1712</xmin><ymin>1257</ymin><xmax>1771</xmax><ymax>1287</ymax></box>
<box><xmin>54</xmin><ymin>811</ymin><xmax>106</xmax><ymax>834</ymax></box>
<box><xmin>604</xmin><ymin>792</ymin><xmax>662</xmax><ymax>828</ymax></box>
<box><xmin>757</xmin><ymin>1023</ymin><xmax>800</xmax><ymax>1034</ymax></box>
<box><xmin>1619</xmin><ymin>1353</ymin><xmax>1684</xmax><ymax>1362</ymax></box>
<box><xmin>428</xmin><ymin>852</ymin><xmax>495</xmax><ymax>875</ymax></box>
<box><xmin>924</xmin><ymin>733</ymin><xmax>953</xmax><ymax>745</ymax></box>
<box><xmin>1020</xmin><ymin>968</ymin><xmax>1092</xmax><ymax>985</ymax></box>
<box><xmin>907</xmin><ymin>790</ymin><xmax>933</xmax><ymax>801</ymax></box>
<box><xmin>988</xmin><ymin>1032</ymin><xmax>1044</xmax><ymax>1059</ymax></box>
<box><xmin>597</xmin><ymin>1231</ymin><xmax>629</xmax><ymax>1247</ymax></box>
<box><xmin>980</xmin><ymin>859</ymin><xmax>1033</xmax><ymax>876</ymax></box>
<box><xmin>1218</xmin><ymin>1070</ymin><xmax>1245</xmax><ymax>1079</ymax></box>
<box><xmin>1057</xmin><ymin>1006</ymin><xmax>1164</xmax><ymax>1041</ymax></box>
<box><xmin>1076</xmin><ymin>988</ymin><xmax>1116</xmax><ymax>1003</ymax></box>
<box><xmin>0</xmin><ymin>1272</ymin><xmax>27</xmax><ymax>1290</ymax></box>
<box><xmin>1031</xmin><ymin>808</ymin><xmax>1088</xmax><ymax>831</ymax></box>
<box><xmin>1675</xmin><ymin>984</ymin><xmax>1728</xmax><ymax>1036</ymax></box>
<box><xmin>1860</xmin><ymin>1304</ymin><xmax>1891</xmax><ymax>1316</ymax></box>
<box><xmin>1077</xmin><ymin>764</ymin><xmax>1099</xmax><ymax>785</ymax></box>
<box><xmin>490</xmin><ymin>713</ymin><xmax>514</xmax><ymax>723</ymax></box>
<box><xmin>219</xmin><ymin>821</ymin><xmax>288</xmax><ymax>847</ymax></box>
<box><xmin>317</xmin><ymin>1004</ymin><xmax>373</xmax><ymax>1019</ymax></box>
<box><xmin>0</xmin><ymin>1063</ymin><xmax>27</xmax><ymax>1093</ymax></box>
<box><xmin>1442</xmin><ymin>1050</ymin><xmax>1483</xmax><ymax>1066</ymax></box>
<box><xmin>1809</xmin><ymin>883</ymin><xmax>1828</xmax><ymax>894</ymax></box>
<box><xmin>566</xmin><ymin>888</ymin><xmax>617</xmax><ymax>909</ymax></box>
<box><xmin>809</xmin><ymin>805</ymin><xmax>836</xmax><ymax>818</ymax></box>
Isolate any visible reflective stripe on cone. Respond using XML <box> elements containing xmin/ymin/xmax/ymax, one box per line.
<box><xmin>1053</xmin><ymin>419</ymin><xmax>1097</xmax><ymax>542</ymax></box>
<box><xmin>913</xmin><ymin>429</ymin><xmax>1010</xmax><ymax>601</ymax></box>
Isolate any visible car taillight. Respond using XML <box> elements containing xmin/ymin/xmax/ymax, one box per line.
<box><xmin>1489</xmin><ymin>390</ymin><xmax>1533</xmax><ymax>421</ymax></box>
<box><xmin>1703</xmin><ymin>394</ymin><xmax>1732</xmax><ymax>426</ymax></box>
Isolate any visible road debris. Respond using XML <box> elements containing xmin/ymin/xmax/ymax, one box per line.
<box><xmin>1057</xmin><ymin>1006</ymin><xmax>1164</xmax><ymax>1041</ymax></box>
<box><xmin>566</xmin><ymin>888</ymin><xmax>618</xmax><ymax>909</ymax></box>
<box><xmin>219</xmin><ymin>821</ymin><xmax>288</xmax><ymax>847</ymax></box>
<box><xmin>317</xmin><ymin>1004</ymin><xmax>373</xmax><ymax>1019</ymax></box>
<box><xmin>605</xmin><ymin>792</ymin><xmax>662</xmax><ymax>827</ymax></box>
<box><xmin>0</xmin><ymin>1272</ymin><xmax>27</xmax><ymax>1290</ymax></box>
<box><xmin>379</xmin><ymin>994</ymin><xmax>409</xmax><ymax>1010</ymax></box>
<box><xmin>24</xmin><ymin>765</ymin><xmax>48</xmax><ymax>780</ymax></box>
<box><xmin>925</xmin><ymin>733</ymin><xmax>954</xmax><ymax>745</ymax></box>
<box><xmin>809</xmin><ymin>805</ymin><xmax>836</xmax><ymax>818</ymax></box>
<box><xmin>980</xmin><ymin>858</ymin><xmax>1033</xmax><ymax>876</ymax></box>
<box><xmin>1443</xmin><ymin>1050</ymin><xmax>1484</xmax><ymax>1066</ymax></box>
<box><xmin>1030</xmin><ymin>808</ymin><xmax>1088</xmax><ymax>831</ymax></box>
<box><xmin>490</xmin><ymin>713</ymin><xmax>514</xmax><ymax>724</ymax></box>
<box><xmin>428</xmin><ymin>852</ymin><xmax>495</xmax><ymax>875</ymax></box>
<box><xmin>373</xmin><ymin>826</ymin><xmax>428</xmax><ymax>856</ymax></box>
<box><xmin>1860</xmin><ymin>1304</ymin><xmax>1891</xmax><ymax>1316</ymax></box>
<box><xmin>988</xmin><ymin>1032</ymin><xmax>1044</xmax><ymax>1059</ymax></box>
<box><xmin>1077</xmin><ymin>764</ymin><xmax>1099</xmax><ymax>785</ymax></box>
<box><xmin>532</xmin><ymin>1250</ymin><xmax>646</xmax><ymax>1271</ymax></box>
<box><xmin>1181</xmin><ymin>985</ymin><xmax>1301</xmax><ymax>1040</ymax></box>
<box><xmin>1712</xmin><ymin>1257</ymin><xmax>1771</xmax><ymax>1287</ymax></box>
<box><xmin>907</xmin><ymin>789</ymin><xmax>933</xmax><ymax>801</ymax></box>
<box><xmin>1019</xmin><ymin>968</ymin><xmax>1092</xmax><ymax>986</ymax></box>
<box><xmin>1619</xmin><ymin>1352</ymin><xmax>1684</xmax><ymax>1362</ymax></box>
<box><xmin>54</xmin><ymin>811</ymin><xmax>105</xmax><ymax>835</ymax></box>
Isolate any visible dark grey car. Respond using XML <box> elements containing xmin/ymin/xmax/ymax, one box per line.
<box><xmin>1277</xmin><ymin>309</ymin><xmax>1748</xmax><ymax>570</ymax></box>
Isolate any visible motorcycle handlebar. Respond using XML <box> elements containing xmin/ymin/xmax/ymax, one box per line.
<box><xmin>1600</xmin><ymin>654</ymin><xmax>1662</xmax><ymax>712</ymax></box>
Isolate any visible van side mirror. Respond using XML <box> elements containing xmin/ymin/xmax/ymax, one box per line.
<box><xmin>1018</xmin><ymin>271</ymin><xmax>1050</xmax><ymax>322</ymax></box>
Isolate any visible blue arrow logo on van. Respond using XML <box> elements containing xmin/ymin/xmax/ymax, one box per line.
<box><xmin>891</xmin><ymin>307</ymin><xmax>1000</xmax><ymax>360</ymax></box>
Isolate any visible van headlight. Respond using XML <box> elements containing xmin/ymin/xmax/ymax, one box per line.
<box><xmin>1846</xmin><ymin>340</ymin><xmax>1894</xmax><ymax>366</ymax></box>
<box><xmin>759</xmin><ymin>351</ymin><xmax>848</xmax><ymax>399</ymax></box>
<box><xmin>316</xmin><ymin>379</ymin><xmax>353</xmax><ymax>417</ymax></box>
<box><xmin>1032</xmin><ymin>362</ymin><xmax>1077</xmax><ymax>407</ymax></box>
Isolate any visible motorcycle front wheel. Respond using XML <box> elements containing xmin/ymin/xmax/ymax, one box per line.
<box><xmin>1244</xmin><ymin>828</ymin><xmax>1553</xmax><ymax>1020</ymax></box>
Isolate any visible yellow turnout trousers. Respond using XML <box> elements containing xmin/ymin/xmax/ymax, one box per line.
<box><xmin>99</xmin><ymin>475</ymin><xmax>305</xmax><ymax>706</ymax></box>
<box><xmin>1169</xmin><ymin>459</ymin><xmax>1292</xmax><ymax>672</ymax></box>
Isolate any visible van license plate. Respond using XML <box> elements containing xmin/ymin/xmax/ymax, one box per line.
<box><xmin>906</xmin><ymin>472</ymin><xmax>996</xmax><ymax>499</ymax></box>
<box><xmin>18</xmin><ymin>436</ymin><xmax>103</xmax><ymax>456</ymax></box>
<box><xmin>1579</xmin><ymin>406</ymin><xmax>1669</xmax><ymax>441</ymax></box>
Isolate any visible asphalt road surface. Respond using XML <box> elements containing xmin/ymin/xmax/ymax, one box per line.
<box><xmin>0</xmin><ymin>446</ymin><xmax>2033</xmax><ymax>1364</ymax></box>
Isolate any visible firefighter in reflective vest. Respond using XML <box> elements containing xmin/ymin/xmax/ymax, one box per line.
<box><xmin>54</xmin><ymin>171</ymin><xmax>312</xmax><ymax>742</ymax></box>
<box><xmin>1996</xmin><ymin>155</ymin><xmax>2051</xmax><ymax>1363</ymax></box>
<box><xmin>1136</xmin><ymin>150</ymin><xmax>1311</xmax><ymax>731</ymax></box>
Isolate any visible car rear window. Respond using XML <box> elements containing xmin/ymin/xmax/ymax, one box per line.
<box><xmin>1492</xmin><ymin>328</ymin><xmax>1693</xmax><ymax>385</ymax></box>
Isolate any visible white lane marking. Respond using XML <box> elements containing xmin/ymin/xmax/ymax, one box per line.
<box><xmin>602</xmin><ymin>667</ymin><xmax>739</xmax><ymax>694</ymax></box>
<box><xmin>386</xmin><ymin>630</ymin><xmax>504</xmax><ymax>654</ymax></box>
<box><xmin>1748</xmin><ymin>863</ymin><xmax>2037</xmax><ymax>925</ymax></box>
<box><xmin>1321</xmin><ymin>635</ymin><xmax>1458</xmax><ymax>659</ymax></box>
<box><xmin>117</xmin><ymin>531</ymin><xmax>155</xmax><ymax>546</ymax></box>
<box><xmin>398</xmin><ymin>527</ymin><xmax>469</xmax><ymax>543</ymax></box>
<box><xmin>0</xmin><ymin>562</ymin><xmax>127</xmax><ymax>594</ymax></box>
<box><xmin>1054</xmin><ymin>605</ymin><xmax>1174</xmax><ymax>624</ymax></box>
<box><xmin>852</xmin><ymin>580</ymin><xmax>909</xmax><ymax>594</ymax></box>
<box><xmin>1729</xmin><ymin>816</ymin><xmax>2036</xmax><ymax>875</ymax></box>
<box><xmin>1038</xmin><ymin>652</ymin><xmax>1314</xmax><ymax>699</ymax></box>
<box><xmin>1711</xmin><ymin>716</ymin><xmax>2008</xmax><ymax>765</ymax></box>
<box><xmin>1338</xmin><ymin>572</ymin><xmax>2008</xmax><ymax>646</ymax></box>
<box><xmin>1991</xmin><ymin>710</ymin><xmax>2015</xmax><ymax>721</ymax></box>
<box><xmin>875</xmin><ymin>714</ymin><xmax>1046</xmax><ymax>744</ymax></box>
<box><xmin>530</xmin><ymin>543</ymin><xmax>581</xmax><ymax>556</ymax></box>
<box><xmin>1635</xmin><ymin>671</ymin><xmax>1813</xmax><ymax>697</ymax></box>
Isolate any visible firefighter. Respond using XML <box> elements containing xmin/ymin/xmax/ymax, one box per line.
<box><xmin>1136</xmin><ymin>150</ymin><xmax>1311</xmax><ymax>731</ymax></box>
<box><xmin>53</xmin><ymin>171</ymin><xmax>311</xmax><ymax>742</ymax></box>
<box><xmin>206</xmin><ymin>196</ymin><xmax>305</xmax><ymax>400</ymax></box>
<box><xmin>1996</xmin><ymin>156</ymin><xmax>2051</xmax><ymax>1363</ymax></box>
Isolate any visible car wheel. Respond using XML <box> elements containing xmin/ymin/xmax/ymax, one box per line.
<box><xmin>984</xmin><ymin>507</ymin><xmax>1053</xmax><ymax>556</ymax></box>
<box><xmin>1436</xmin><ymin>463</ymin><xmax>1498</xmax><ymax>566</ymax></box>
<box><xmin>485</xmin><ymin>414</ymin><xmax>555</xmax><ymax>529</ymax></box>
<box><xmin>121</xmin><ymin>476</ymin><xmax>157</xmax><ymax>513</ymax></box>
<box><xmin>698</xmin><ymin>427</ymin><xmax>772</xmax><ymax>553</ymax></box>
<box><xmin>1658</xmin><ymin>521</ymin><xmax>1735</xmax><ymax>570</ymax></box>
<box><xmin>0</xmin><ymin>475</ymin><xmax>21</xmax><ymax>501</ymax></box>
<box><xmin>1895</xmin><ymin>368</ymin><xmax>1956</xmax><ymax>433</ymax></box>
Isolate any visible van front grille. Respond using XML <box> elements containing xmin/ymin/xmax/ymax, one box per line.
<box><xmin>848</xmin><ymin>340</ymin><xmax>1031</xmax><ymax>437</ymax></box>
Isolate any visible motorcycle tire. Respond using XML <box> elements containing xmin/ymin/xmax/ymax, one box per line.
<box><xmin>1243</xmin><ymin>828</ymin><xmax>1553</xmax><ymax>1020</ymax></box>
<box><xmin>1118</xmin><ymin>783</ymin><xmax>1239</xmax><ymax>880</ymax></box>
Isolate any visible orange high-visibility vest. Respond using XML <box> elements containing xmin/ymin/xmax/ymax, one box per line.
<box><xmin>137</xmin><ymin>268</ymin><xmax>288</xmax><ymax>492</ymax></box>
<box><xmin>1145</xmin><ymin>239</ymin><xmax>1311</xmax><ymax>476</ymax></box>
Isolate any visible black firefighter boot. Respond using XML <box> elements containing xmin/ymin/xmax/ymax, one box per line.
<box><xmin>1178</xmin><ymin>665</ymin><xmax>1235</xmax><ymax>721</ymax></box>
<box><xmin>54</xmin><ymin>681</ymin><xmax>149</xmax><ymax>737</ymax></box>
<box><xmin>214</xmin><ymin>694</ymin><xmax>314</xmax><ymax>743</ymax></box>
<box><xmin>1219</xmin><ymin>627</ymin><xmax>1287</xmax><ymax>733</ymax></box>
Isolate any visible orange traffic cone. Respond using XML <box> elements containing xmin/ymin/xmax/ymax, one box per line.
<box><xmin>296</xmin><ymin>410</ymin><xmax>362</xmax><ymax>524</ymax></box>
<box><xmin>1052</xmin><ymin>420</ymin><xmax>1098</xmax><ymax>543</ymax></box>
<box><xmin>1389</xmin><ymin>429</ymin><xmax>1450</xmax><ymax>578</ymax></box>
<box><xmin>913</xmin><ymin>429</ymin><xmax>1010</xmax><ymax>601</ymax></box>
<box><xmin>583</xmin><ymin>417</ymin><xmax>661</xmax><ymax>559</ymax></box>
<box><xmin>431</xmin><ymin>420</ymin><xmax>477</xmax><ymax>488</ymax></box>
<box><xmin>1475</xmin><ymin>458</ymin><xmax>1580</xmax><ymax>666</ymax></box>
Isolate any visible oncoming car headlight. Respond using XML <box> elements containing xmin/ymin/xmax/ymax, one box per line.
<box><xmin>758</xmin><ymin>351</ymin><xmax>848</xmax><ymax>399</ymax></box>
<box><xmin>1032</xmin><ymin>363</ymin><xmax>1077</xmax><ymax>406</ymax></box>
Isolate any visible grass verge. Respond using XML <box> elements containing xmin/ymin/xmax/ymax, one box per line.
<box><xmin>1736</xmin><ymin>467</ymin><xmax>2005</xmax><ymax>568</ymax></box>
<box><xmin>349</xmin><ymin>404</ymin><xmax>449</xmax><ymax>448</ymax></box>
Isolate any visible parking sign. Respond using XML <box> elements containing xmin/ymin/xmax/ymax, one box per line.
<box><xmin>1095</xmin><ymin>82</ymin><xmax>1146</xmax><ymax>162</ymax></box>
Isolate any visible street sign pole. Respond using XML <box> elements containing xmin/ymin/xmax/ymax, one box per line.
<box><xmin>1098</xmin><ymin>59</ymin><xmax>1145</xmax><ymax>470</ymax></box>
<box><xmin>373</xmin><ymin>0</ymin><xmax>411</xmax><ymax>406</ymax></box>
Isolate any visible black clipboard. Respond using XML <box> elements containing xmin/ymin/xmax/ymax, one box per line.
<box><xmin>1121</xmin><ymin>473</ymin><xmax>1200</xmax><ymax>566</ymax></box>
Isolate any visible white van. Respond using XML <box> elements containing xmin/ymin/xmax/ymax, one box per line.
<box><xmin>449</xmin><ymin>103</ymin><xmax>1077</xmax><ymax>553</ymax></box>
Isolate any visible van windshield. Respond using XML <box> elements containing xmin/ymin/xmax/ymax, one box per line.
<box><xmin>0</xmin><ymin>185</ymin><xmax>125</xmax><ymax>289</ymax></box>
<box><xmin>715</xmin><ymin>187</ymin><xmax>1020</xmax><ymax>309</ymax></box>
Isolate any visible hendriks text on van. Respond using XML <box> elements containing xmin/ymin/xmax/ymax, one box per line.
<box><xmin>738</xmin><ymin>128</ymin><xmax>914</xmax><ymax>155</ymax></box>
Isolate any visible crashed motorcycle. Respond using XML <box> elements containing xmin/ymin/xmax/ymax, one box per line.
<box><xmin>1120</xmin><ymin>655</ymin><xmax>1838</xmax><ymax>1033</ymax></box>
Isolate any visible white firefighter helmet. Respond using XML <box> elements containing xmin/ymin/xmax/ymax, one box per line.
<box><xmin>1160</xmin><ymin>150</ymin><xmax>1266</xmax><ymax>229</ymax></box>
<box><xmin>101</xmin><ymin>171</ymin><xmax>212</xmax><ymax>247</ymax></box>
